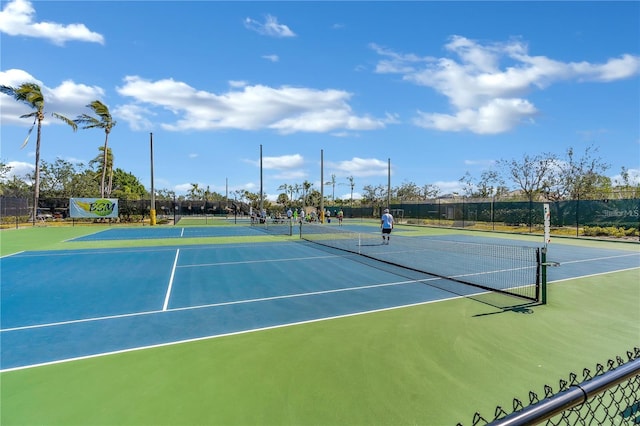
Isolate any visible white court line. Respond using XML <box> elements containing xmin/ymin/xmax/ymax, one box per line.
<box><xmin>553</xmin><ymin>252</ymin><xmax>640</xmax><ymax>265</ymax></box>
<box><xmin>549</xmin><ymin>266</ymin><xmax>640</xmax><ymax>283</ymax></box>
<box><xmin>180</xmin><ymin>227</ymin><xmax>185</xmax><ymax>237</ymax></box>
<box><xmin>0</xmin><ymin>293</ymin><xmax>464</xmax><ymax>373</ymax></box>
<box><xmin>162</xmin><ymin>249</ymin><xmax>180</xmax><ymax>311</ymax></box>
<box><xmin>0</xmin><ymin>277</ymin><xmax>448</xmax><ymax>333</ymax></box>
<box><xmin>178</xmin><ymin>254</ymin><xmax>342</xmax><ymax>268</ymax></box>
<box><xmin>62</xmin><ymin>228</ymin><xmax>107</xmax><ymax>242</ymax></box>
<box><xmin>0</xmin><ymin>251</ymin><xmax>24</xmax><ymax>259</ymax></box>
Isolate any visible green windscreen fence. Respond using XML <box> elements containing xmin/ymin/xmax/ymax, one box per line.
<box><xmin>326</xmin><ymin>198</ymin><xmax>639</xmax><ymax>233</ymax></box>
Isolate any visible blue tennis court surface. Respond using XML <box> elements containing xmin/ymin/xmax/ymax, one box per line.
<box><xmin>68</xmin><ymin>223</ymin><xmax>391</xmax><ymax>241</ymax></box>
<box><xmin>1</xmin><ymin>241</ymin><xmax>472</xmax><ymax>371</ymax></box>
<box><xmin>1</xmin><ymin>236</ymin><xmax>638</xmax><ymax>371</ymax></box>
<box><xmin>69</xmin><ymin>225</ymin><xmax>267</xmax><ymax>240</ymax></box>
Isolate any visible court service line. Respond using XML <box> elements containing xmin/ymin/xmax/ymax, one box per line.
<box><xmin>554</xmin><ymin>252</ymin><xmax>640</xmax><ymax>265</ymax></box>
<box><xmin>178</xmin><ymin>254</ymin><xmax>342</xmax><ymax>268</ymax></box>
<box><xmin>180</xmin><ymin>228</ymin><xmax>185</xmax><ymax>237</ymax></box>
<box><xmin>1</xmin><ymin>277</ymin><xmax>452</xmax><ymax>333</ymax></box>
<box><xmin>0</xmin><ymin>294</ymin><xmax>463</xmax><ymax>373</ymax></box>
<box><xmin>162</xmin><ymin>249</ymin><xmax>180</xmax><ymax>311</ymax></box>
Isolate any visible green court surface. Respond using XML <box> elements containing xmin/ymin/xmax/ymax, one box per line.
<box><xmin>1</xmin><ymin>224</ymin><xmax>639</xmax><ymax>425</ymax></box>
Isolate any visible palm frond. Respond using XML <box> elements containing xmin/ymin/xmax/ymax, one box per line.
<box><xmin>52</xmin><ymin>113</ymin><xmax>78</xmax><ymax>131</ymax></box>
<box><xmin>2</xmin><ymin>83</ymin><xmax>44</xmax><ymax>109</ymax></box>
<box><xmin>20</xmin><ymin>118</ymin><xmax>36</xmax><ymax>149</ymax></box>
<box><xmin>81</xmin><ymin>100</ymin><xmax>117</xmax><ymax>130</ymax></box>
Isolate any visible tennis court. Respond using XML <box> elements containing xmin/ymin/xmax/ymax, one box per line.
<box><xmin>2</xmin><ymin>240</ymin><xmax>483</xmax><ymax>371</ymax></box>
<box><xmin>1</xmin><ymin>223</ymin><xmax>638</xmax><ymax>425</ymax></box>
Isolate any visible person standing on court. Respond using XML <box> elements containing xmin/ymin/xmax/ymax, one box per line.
<box><xmin>381</xmin><ymin>208</ymin><xmax>394</xmax><ymax>244</ymax></box>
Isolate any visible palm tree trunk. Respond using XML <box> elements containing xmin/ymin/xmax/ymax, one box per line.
<box><xmin>33</xmin><ymin>120</ymin><xmax>43</xmax><ymax>224</ymax></box>
<box><xmin>100</xmin><ymin>135</ymin><xmax>109</xmax><ymax>198</ymax></box>
<box><xmin>107</xmin><ymin>167</ymin><xmax>113</xmax><ymax>196</ymax></box>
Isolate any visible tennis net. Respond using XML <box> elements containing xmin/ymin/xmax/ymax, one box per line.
<box><xmin>251</xmin><ymin>218</ymin><xmax>294</xmax><ymax>236</ymax></box>
<box><xmin>300</xmin><ymin>224</ymin><xmax>542</xmax><ymax>301</ymax></box>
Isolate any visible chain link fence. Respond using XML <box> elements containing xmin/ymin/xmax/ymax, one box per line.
<box><xmin>0</xmin><ymin>197</ymin><xmax>236</xmax><ymax>226</ymax></box>
<box><xmin>326</xmin><ymin>197</ymin><xmax>639</xmax><ymax>239</ymax></box>
<box><xmin>2</xmin><ymin>196</ymin><xmax>639</xmax><ymax>238</ymax></box>
<box><xmin>458</xmin><ymin>347</ymin><xmax>640</xmax><ymax>425</ymax></box>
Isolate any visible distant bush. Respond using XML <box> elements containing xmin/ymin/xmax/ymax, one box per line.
<box><xmin>583</xmin><ymin>226</ymin><xmax>638</xmax><ymax>238</ymax></box>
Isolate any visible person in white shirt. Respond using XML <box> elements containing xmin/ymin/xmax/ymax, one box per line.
<box><xmin>380</xmin><ymin>208</ymin><xmax>394</xmax><ymax>244</ymax></box>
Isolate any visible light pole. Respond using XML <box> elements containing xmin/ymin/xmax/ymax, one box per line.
<box><xmin>150</xmin><ymin>132</ymin><xmax>156</xmax><ymax>226</ymax></box>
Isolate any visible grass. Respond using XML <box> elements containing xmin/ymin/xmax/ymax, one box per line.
<box><xmin>1</xmin><ymin>224</ymin><xmax>639</xmax><ymax>425</ymax></box>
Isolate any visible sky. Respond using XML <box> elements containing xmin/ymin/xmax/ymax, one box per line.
<box><xmin>1</xmin><ymin>0</ymin><xmax>639</xmax><ymax>201</ymax></box>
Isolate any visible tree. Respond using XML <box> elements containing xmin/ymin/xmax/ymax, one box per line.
<box><xmin>155</xmin><ymin>189</ymin><xmax>176</xmax><ymax>200</ymax></box>
<box><xmin>544</xmin><ymin>146</ymin><xmax>610</xmax><ymax>201</ymax></box>
<box><xmin>394</xmin><ymin>180</ymin><xmax>422</xmax><ymax>202</ymax></box>
<box><xmin>347</xmin><ymin>176</ymin><xmax>355</xmax><ymax>207</ymax></box>
<box><xmin>278</xmin><ymin>183</ymin><xmax>300</xmax><ymax>206</ymax></box>
<box><xmin>325</xmin><ymin>174</ymin><xmax>337</xmax><ymax>201</ymax></box>
<box><xmin>302</xmin><ymin>180</ymin><xmax>313</xmax><ymax>207</ymax></box>
<box><xmin>110</xmin><ymin>168</ymin><xmax>146</xmax><ymax>199</ymax></box>
<box><xmin>362</xmin><ymin>184</ymin><xmax>385</xmax><ymax>212</ymax></box>
<box><xmin>614</xmin><ymin>166</ymin><xmax>640</xmax><ymax>198</ymax></box>
<box><xmin>276</xmin><ymin>193</ymin><xmax>289</xmax><ymax>206</ymax></box>
<box><xmin>477</xmin><ymin>170</ymin><xmax>508</xmax><ymax>198</ymax></box>
<box><xmin>0</xmin><ymin>161</ymin><xmax>11</xmax><ymax>181</ymax></box>
<box><xmin>0</xmin><ymin>175</ymin><xmax>31</xmax><ymax>198</ymax></box>
<box><xmin>1</xmin><ymin>83</ymin><xmax>77</xmax><ymax>221</ymax></box>
<box><xmin>89</xmin><ymin>146</ymin><xmax>114</xmax><ymax>196</ymax></box>
<box><xmin>458</xmin><ymin>172</ymin><xmax>476</xmax><ymax>197</ymax></box>
<box><xmin>421</xmin><ymin>184</ymin><xmax>440</xmax><ymax>200</ymax></box>
<box><xmin>458</xmin><ymin>170</ymin><xmax>507</xmax><ymax>198</ymax></box>
<box><xmin>499</xmin><ymin>153</ymin><xmax>557</xmax><ymax>201</ymax></box>
<box><xmin>187</xmin><ymin>183</ymin><xmax>204</xmax><ymax>200</ymax></box>
<box><xmin>69</xmin><ymin>169</ymin><xmax>100</xmax><ymax>197</ymax></box>
<box><xmin>73</xmin><ymin>100</ymin><xmax>117</xmax><ymax>198</ymax></box>
<box><xmin>38</xmin><ymin>158</ymin><xmax>83</xmax><ymax>198</ymax></box>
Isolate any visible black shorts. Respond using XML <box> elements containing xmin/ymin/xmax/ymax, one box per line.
<box><xmin>382</xmin><ymin>228</ymin><xmax>392</xmax><ymax>234</ymax></box>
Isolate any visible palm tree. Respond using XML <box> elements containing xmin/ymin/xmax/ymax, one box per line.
<box><xmin>0</xmin><ymin>83</ymin><xmax>77</xmax><ymax>222</ymax></box>
<box><xmin>89</xmin><ymin>146</ymin><xmax>114</xmax><ymax>196</ymax></box>
<box><xmin>74</xmin><ymin>100</ymin><xmax>117</xmax><ymax>198</ymax></box>
<box><xmin>302</xmin><ymin>180</ymin><xmax>313</xmax><ymax>208</ymax></box>
<box><xmin>325</xmin><ymin>174</ymin><xmax>337</xmax><ymax>201</ymax></box>
<box><xmin>347</xmin><ymin>175</ymin><xmax>355</xmax><ymax>207</ymax></box>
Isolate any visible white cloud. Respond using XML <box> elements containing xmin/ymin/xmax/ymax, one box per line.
<box><xmin>174</xmin><ymin>183</ymin><xmax>193</xmax><ymax>194</ymax></box>
<box><xmin>244</xmin><ymin>14</ymin><xmax>296</xmax><ymax>38</ymax></box>
<box><xmin>414</xmin><ymin>98</ymin><xmax>538</xmax><ymax>134</ymax></box>
<box><xmin>326</xmin><ymin>157</ymin><xmax>389</xmax><ymax>178</ymax></box>
<box><xmin>337</xmin><ymin>191</ymin><xmax>361</xmax><ymax>201</ymax></box>
<box><xmin>433</xmin><ymin>180</ymin><xmax>464</xmax><ymax>195</ymax></box>
<box><xmin>0</xmin><ymin>69</ymin><xmax>104</xmax><ymax>125</ymax></box>
<box><xmin>112</xmin><ymin>104</ymin><xmax>154</xmax><ymax>131</ymax></box>
<box><xmin>273</xmin><ymin>170</ymin><xmax>308</xmax><ymax>181</ymax></box>
<box><xmin>464</xmin><ymin>159</ymin><xmax>497</xmax><ymax>167</ymax></box>
<box><xmin>611</xmin><ymin>168</ymin><xmax>640</xmax><ymax>186</ymax></box>
<box><xmin>116</xmin><ymin>76</ymin><xmax>387</xmax><ymax>134</ymax></box>
<box><xmin>229</xmin><ymin>80</ymin><xmax>248</xmax><ymax>88</ymax></box>
<box><xmin>264</xmin><ymin>154</ymin><xmax>304</xmax><ymax>169</ymax></box>
<box><xmin>1</xmin><ymin>160</ymin><xmax>33</xmax><ymax>180</ymax></box>
<box><xmin>373</xmin><ymin>36</ymin><xmax>640</xmax><ymax>134</ymax></box>
<box><xmin>262</xmin><ymin>54</ymin><xmax>279</xmax><ymax>63</ymax></box>
<box><xmin>244</xmin><ymin>154</ymin><xmax>305</xmax><ymax>170</ymax></box>
<box><xmin>0</xmin><ymin>0</ymin><xmax>104</xmax><ymax>45</ymax></box>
